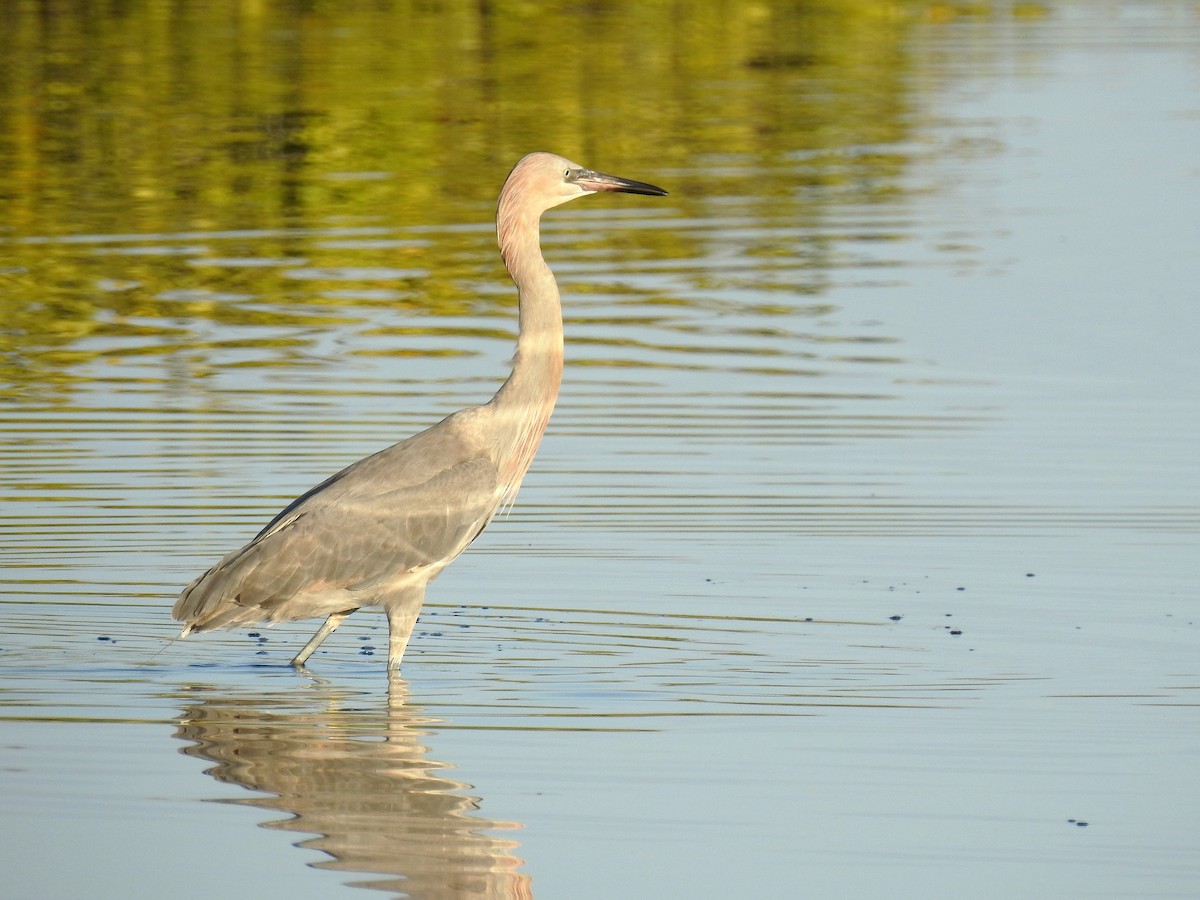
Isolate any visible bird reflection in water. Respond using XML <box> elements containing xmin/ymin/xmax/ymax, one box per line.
<box><xmin>174</xmin><ymin>681</ymin><xmax>532</xmax><ymax>898</ymax></box>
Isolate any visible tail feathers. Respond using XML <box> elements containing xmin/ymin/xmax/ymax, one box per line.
<box><xmin>174</xmin><ymin>543</ymin><xmax>363</xmax><ymax>634</ymax></box>
<box><xmin>173</xmin><ymin>558</ymin><xmax>251</xmax><ymax>632</ymax></box>
<box><xmin>176</xmin><ymin>601</ymin><xmax>270</xmax><ymax>635</ymax></box>
<box><xmin>173</xmin><ymin>568</ymin><xmax>247</xmax><ymax>635</ymax></box>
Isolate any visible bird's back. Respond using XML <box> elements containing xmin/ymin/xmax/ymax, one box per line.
<box><xmin>173</xmin><ymin>406</ymin><xmax>503</xmax><ymax>632</ymax></box>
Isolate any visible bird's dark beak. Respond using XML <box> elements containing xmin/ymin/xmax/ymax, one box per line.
<box><xmin>576</xmin><ymin>169</ymin><xmax>668</xmax><ymax>197</ymax></box>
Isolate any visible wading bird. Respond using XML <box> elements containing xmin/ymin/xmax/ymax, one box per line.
<box><xmin>173</xmin><ymin>152</ymin><xmax>668</xmax><ymax>671</ymax></box>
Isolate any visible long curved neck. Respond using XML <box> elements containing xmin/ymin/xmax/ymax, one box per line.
<box><xmin>488</xmin><ymin>189</ymin><xmax>564</xmax><ymax>487</ymax></box>
<box><xmin>493</xmin><ymin>192</ymin><xmax>565</xmax><ymax>405</ymax></box>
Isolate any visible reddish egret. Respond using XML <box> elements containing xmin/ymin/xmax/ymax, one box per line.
<box><xmin>173</xmin><ymin>152</ymin><xmax>668</xmax><ymax>671</ymax></box>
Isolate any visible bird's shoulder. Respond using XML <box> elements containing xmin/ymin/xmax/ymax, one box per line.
<box><xmin>346</xmin><ymin>407</ymin><xmax>494</xmax><ymax>486</ymax></box>
<box><xmin>257</xmin><ymin>406</ymin><xmax>499</xmax><ymax>536</ymax></box>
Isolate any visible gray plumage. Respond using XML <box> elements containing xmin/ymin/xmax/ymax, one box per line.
<box><xmin>173</xmin><ymin>152</ymin><xmax>668</xmax><ymax>671</ymax></box>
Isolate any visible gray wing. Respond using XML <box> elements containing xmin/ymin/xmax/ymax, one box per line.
<box><xmin>174</xmin><ymin>447</ymin><xmax>500</xmax><ymax>631</ymax></box>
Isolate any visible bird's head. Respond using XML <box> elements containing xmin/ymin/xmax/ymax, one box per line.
<box><xmin>500</xmin><ymin>152</ymin><xmax>668</xmax><ymax>216</ymax></box>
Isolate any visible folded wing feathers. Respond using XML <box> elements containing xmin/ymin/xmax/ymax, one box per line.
<box><xmin>174</xmin><ymin>454</ymin><xmax>500</xmax><ymax>631</ymax></box>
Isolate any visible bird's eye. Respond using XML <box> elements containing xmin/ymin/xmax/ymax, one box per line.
<box><xmin>564</xmin><ymin>168</ymin><xmax>572</xmax><ymax>179</ymax></box>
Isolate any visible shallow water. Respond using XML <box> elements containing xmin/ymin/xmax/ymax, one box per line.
<box><xmin>2</xmin><ymin>3</ymin><xmax>1199</xmax><ymax>898</ymax></box>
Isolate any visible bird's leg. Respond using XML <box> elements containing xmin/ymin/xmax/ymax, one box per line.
<box><xmin>386</xmin><ymin>599</ymin><xmax>423</xmax><ymax>672</ymax></box>
<box><xmin>292</xmin><ymin>609</ymin><xmax>357</xmax><ymax>667</ymax></box>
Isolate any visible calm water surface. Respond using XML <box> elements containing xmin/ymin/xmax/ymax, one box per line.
<box><xmin>2</xmin><ymin>3</ymin><xmax>1199</xmax><ymax>898</ymax></box>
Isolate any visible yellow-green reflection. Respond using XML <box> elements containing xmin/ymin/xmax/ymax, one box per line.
<box><xmin>2</xmin><ymin>1</ymin><xmax>918</xmax><ymax>232</ymax></box>
<box><xmin>1</xmin><ymin>0</ymin><xmax>930</xmax><ymax>395</ymax></box>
